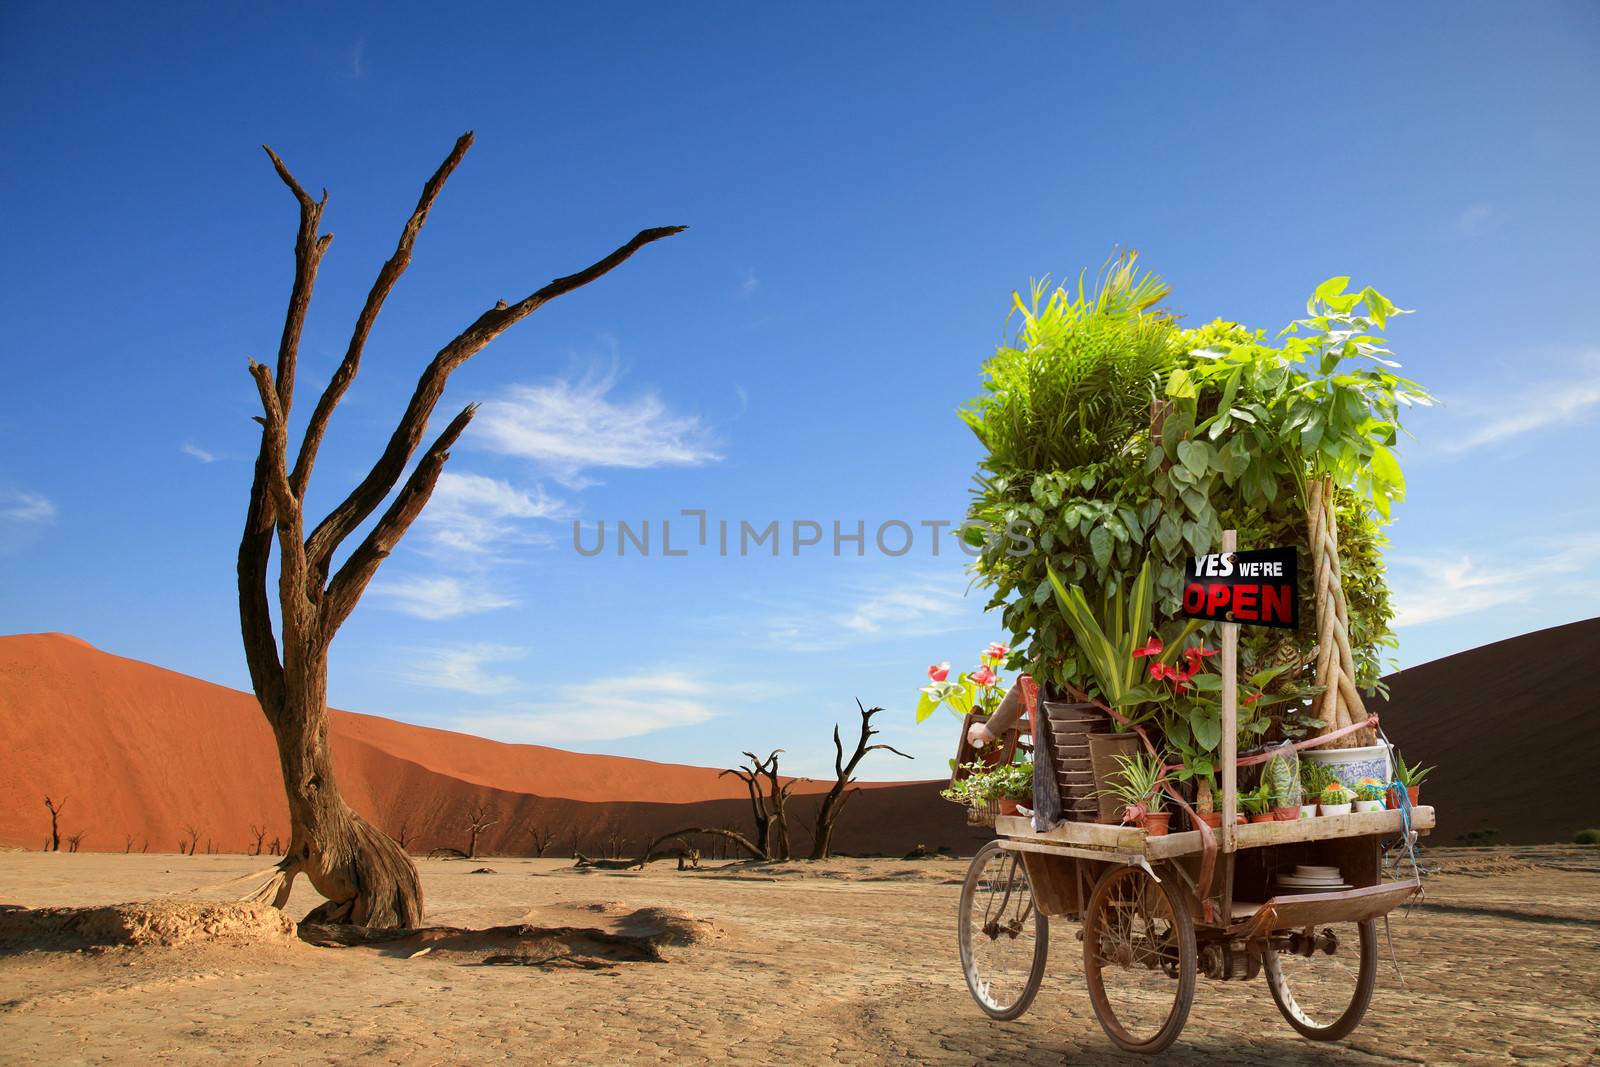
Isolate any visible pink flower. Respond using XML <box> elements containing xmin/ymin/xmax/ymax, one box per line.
<box><xmin>986</xmin><ymin>642</ymin><xmax>1010</xmax><ymax>658</ymax></box>
<box><xmin>928</xmin><ymin>662</ymin><xmax>951</xmax><ymax>682</ymax></box>
<box><xmin>971</xmin><ymin>666</ymin><xmax>1000</xmax><ymax>688</ymax></box>
<box><xmin>1133</xmin><ymin>636</ymin><xmax>1163</xmax><ymax>658</ymax></box>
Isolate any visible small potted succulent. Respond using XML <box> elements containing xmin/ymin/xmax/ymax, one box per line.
<box><xmin>1388</xmin><ymin>754</ymin><xmax>1433</xmax><ymax>809</ymax></box>
<box><xmin>1240</xmin><ymin>782</ymin><xmax>1277</xmax><ymax>824</ymax></box>
<box><xmin>1093</xmin><ymin>752</ymin><xmax>1173</xmax><ymax>836</ymax></box>
<box><xmin>1318</xmin><ymin>782</ymin><xmax>1353</xmax><ymax>817</ymax></box>
<box><xmin>1352</xmin><ymin>777</ymin><xmax>1388</xmax><ymax>813</ymax></box>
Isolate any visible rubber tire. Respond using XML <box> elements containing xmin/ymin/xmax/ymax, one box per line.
<box><xmin>1263</xmin><ymin>918</ymin><xmax>1378</xmax><ymax>1041</ymax></box>
<box><xmin>958</xmin><ymin>840</ymin><xmax>1049</xmax><ymax>1021</ymax></box>
<box><xmin>1082</xmin><ymin>863</ymin><xmax>1197</xmax><ymax>1055</ymax></box>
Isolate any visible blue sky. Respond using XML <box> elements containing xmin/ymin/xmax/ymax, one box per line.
<box><xmin>3</xmin><ymin>3</ymin><xmax>1598</xmax><ymax>779</ymax></box>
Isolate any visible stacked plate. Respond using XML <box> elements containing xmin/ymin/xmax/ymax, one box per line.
<box><xmin>1274</xmin><ymin>865</ymin><xmax>1352</xmax><ymax>892</ymax></box>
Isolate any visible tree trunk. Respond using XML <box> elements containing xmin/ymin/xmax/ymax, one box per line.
<box><xmin>266</xmin><ymin>672</ymin><xmax>422</xmax><ymax>927</ymax></box>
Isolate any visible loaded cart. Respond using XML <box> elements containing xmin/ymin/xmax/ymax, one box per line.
<box><xmin>953</xmin><ymin>649</ymin><xmax>1433</xmax><ymax>1055</ymax></box>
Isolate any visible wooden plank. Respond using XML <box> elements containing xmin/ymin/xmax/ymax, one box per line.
<box><xmin>1145</xmin><ymin>807</ymin><xmax>1435</xmax><ymax>859</ymax></box>
<box><xmin>996</xmin><ymin>815</ymin><xmax>1147</xmax><ymax>853</ymax></box>
<box><xmin>1017</xmin><ymin>850</ymin><xmax>1080</xmax><ymax>917</ymax></box>
<box><xmin>999</xmin><ymin>839</ymin><xmax>1140</xmax><ymax>865</ymax></box>
<box><xmin>1220</xmin><ymin>529</ymin><xmax>1238</xmax><ymax>855</ymax></box>
<box><xmin>1239</xmin><ymin>881</ymin><xmax>1421</xmax><ymax>939</ymax></box>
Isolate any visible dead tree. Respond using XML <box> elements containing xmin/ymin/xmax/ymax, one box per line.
<box><xmin>269</xmin><ymin>836</ymin><xmax>281</xmax><ymax>857</ymax></box>
<box><xmin>525</xmin><ymin>822</ymin><xmax>554</xmax><ymax>858</ymax></box>
<box><xmin>182</xmin><ymin>825</ymin><xmax>201</xmax><ymax>855</ymax></box>
<box><xmin>720</xmin><ymin>750</ymin><xmax>798</xmax><ymax>860</ymax></box>
<box><xmin>43</xmin><ymin>796</ymin><xmax>66</xmax><ymax>852</ymax></box>
<box><xmin>66</xmin><ymin>833</ymin><xmax>84</xmax><ymax>853</ymax></box>
<box><xmin>810</xmin><ymin>702</ymin><xmax>912</xmax><ymax>860</ymax></box>
<box><xmin>636</xmin><ymin>827</ymin><xmax>765</xmax><ymax>866</ymax></box>
<box><xmin>465</xmin><ymin>804</ymin><xmax>499</xmax><ymax>860</ymax></box>
<box><xmin>233</xmin><ymin>132</ymin><xmax>683</xmax><ymax>927</ymax></box>
<box><xmin>124</xmin><ymin>833</ymin><xmax>135</xmax><ymax>854</ymax></box>
<box><xmin>393</xmin><ymin>819</ymin><xmax>411</xmax><ymax>852</ymax></box>
<box><xmin>249</xmin><ymin>824</ymin><xmax>268</xmax><ymax>856</ymax></box>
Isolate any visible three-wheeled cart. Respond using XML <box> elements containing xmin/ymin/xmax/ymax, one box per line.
<box><xmin>958</xmin><ymin>781</ymin><xmax>1432</xmax><ymax>1054</ymax></box>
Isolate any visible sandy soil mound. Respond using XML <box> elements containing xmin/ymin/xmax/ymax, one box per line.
<box><xmin>0</xmin><ymin>900</ymin><xmax>296</xmax><ymax>951</ymax></box>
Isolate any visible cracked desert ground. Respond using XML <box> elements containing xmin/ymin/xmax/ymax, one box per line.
<box><xmin>2</xmin><ymin>848</ymin><xmax>1596</xmax><ymax>1065</ymax></box>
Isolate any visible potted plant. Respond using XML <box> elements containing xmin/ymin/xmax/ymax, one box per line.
<box><xmin>1388</xmin><ymin>753</ymin><xmax>1433</xmax><ymax>809</ymax></box>
<box><xmin>991</xmin><ymin>760</ymin><xmax>1034</xmax><ymax>817</ymax></box>
<box><xmin>1352</xmin><ymin>777</ymin><xmax>1388</xmax><ymax>812</ymax></box>
<box><xmin>1318</xmin><ymin>782</ymin><xmax>1353</xmax><ymax>817</ymax></box>
<box><xmin>1298</xmin><ymin>758</ymin><xmax>1335</xmax><ymax>813</ymax></box>
<box><xmin>941</xmin><ymin>759</ymin><xmax>1033</xmax><ymax>818</ymax></box>
<box><xmin>1092</xmin><ymin>751</ymin><xmax>1173</xmax><ymax>836</ymax></box>
<box><xmin>1263</xmin><ymin>745</ymin><xmax>1303</xmax><ymax>821</ymax></box>
<box><xmin>1240</xmin><ymin>782</ymin><xmax>1277</xmax><ymax>824</ymax></box>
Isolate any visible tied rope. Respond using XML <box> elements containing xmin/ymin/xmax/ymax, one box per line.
<box><xmin>1376</xmin><ymin>723</ymin><xmax>1424</xmax><ymax>989</ymax></box>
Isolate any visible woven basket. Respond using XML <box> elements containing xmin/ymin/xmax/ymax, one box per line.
<box><xmin>965</xmin><ymin>798</ymin><xmax>999</xmax><ymax>828</ymax></box>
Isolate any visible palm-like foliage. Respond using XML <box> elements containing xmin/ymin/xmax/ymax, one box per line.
<box><xmin>960</xmin><ymin>250</ymin><xmax>1177</xmax><ymax>475</ymax></box>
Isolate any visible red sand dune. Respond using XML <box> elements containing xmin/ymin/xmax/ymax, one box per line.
<box><xmin>0</xmin><ymin>633</ymin><xmax>985</xmax><ymax>857</ymax></box>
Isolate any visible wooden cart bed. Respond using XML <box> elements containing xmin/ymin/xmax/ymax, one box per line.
<box><xmin>995</xmin><ymin>806</ymin><xmax>1433</xmax><ymax>862</ymax></box>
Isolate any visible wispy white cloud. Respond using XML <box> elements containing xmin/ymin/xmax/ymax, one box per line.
<box><xmin>181</xmin><ymin>442</ymin><xmax>217</xmax><ymax>463</ymax></box>
<box><xmin>766</xmin><ymin>576</ymin><xmax>974</xmax><ymax>653</ymax></box>
<box><xmin>1453</xmin><ymin>202</ymin><xmax>1498</xmax><ymax>238</ymax></box>
<box><xmin>739</xmin><ymin>270</ymin><xmax>760</xmax><ymax>297</ymax></box>
<box><xmin>371</xmin><ymin>575</ymin><xmax>517</xmax><ymax>620</ymax></box>
<box><xmin>474</xmin><ymin>369</ymin><xmax>720</xmax><ymax>487</ymax></box>
<box><xmin>0</xmin><ymin>491</ymin><xmax>55</xmax><ymax>523</ymax></box>
<box><xmin>451</xmin><ymin>671</ymin><xmax>720</xmax><ymax>742</ymax></box>
<box><xmin>420</xmin><ymin>472</ymin><xmax>564</xmax><ymax>555</ymax></box>
<box><xmin>1392</xmin><ymin>532</ymin><xmax>1600</xmax><ymax>627</ymax></box>
<box><xmin>1439</xmin><ymin>355</ymin><xmax>1600</xmax><ymax>452</ymax></box>
<box><xmin>401</xmin><ymin>643</ymin><xmax>527</xmax><ymax>696</ymax></box>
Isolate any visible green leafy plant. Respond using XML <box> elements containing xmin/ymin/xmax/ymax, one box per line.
<box><xmin>1240</xmin><ymin>781</ymin><xmax>1276</xmax><ymax>816</ymax></box>
<box><xmin>1320</xmin><ymin>782</ymin><xmax>1353</xmax><ymax>806</ymax></box>
<box><xmin>940</xmin><ymin>760</ymin><xmax>1033</xmax><ymax>807</ymax></box>
<box><xmin>1353</xmin><ymin>778</ymin><xmax>1387</xmax><ymax>803</ymax></box>
<box><xmin>1575</xmin><ymin>829</ymin><xmax>1600</xmax><ymax>846</ymax></box>
<box><xmin>1298</xmin><ymin>757</ymin><xmax>1337</xmax><ymax>798</ymax></box>
<box><xmin>915</xmin><ymin>644</ymin><xmax>1010</xmax><ymax>722</ymax></box>
<box><xmin>1092</xmin><ymin>751</ymin><xmax>1169</xmax><ymax>822</ymax></box>
<box><xmin>1393</xmin><ymin>753</ymin><xmax>1434</xmax><ymax>790</ymax></box>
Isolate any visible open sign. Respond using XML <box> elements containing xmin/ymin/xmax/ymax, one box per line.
<box><xmin>1181</xmin><ymin>547</ymin><xmax>1299</xmax><ymax>629</ymax></box>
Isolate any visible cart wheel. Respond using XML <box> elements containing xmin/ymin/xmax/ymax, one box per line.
<box><xmin>1083</xmin><ymin>863</ymin><xmax>1196</xmax><ymax>1055</ymax></box>
<box><xmin>1262</xmin><ymin>918</ymin><xmax>1377</xmax><ymax>1041</ymax></box>
<box><xmin>958</xmin><ymin>840</ymin><xmax>1048</xmax><ymax>1021</ymax></box>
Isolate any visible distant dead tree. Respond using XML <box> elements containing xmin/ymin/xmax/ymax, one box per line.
<box><xmin>269</xmin><ymin>836</ymin><xmax>281</xmax><ymax>857</ymax></box>
<box><xmin>232</xmin><ymin>132</ymin><xmax>683</xmax><ymax>928</ymax></box>
<box><xmin>66</xmin><ymin>833</ymin><xmax>85</xmax><ymax>853</ymax></box>
<box><xmin>393</xmin><ymin>819</ymin><xmax>411</xmax><ymax>852</ymax></box>
<box><xmin>182</xmin><ymin>825</ymin><xmax>201</xmax><ymax>855</ymax></box>
<box><xmin>811</xmin><ymin>702</ymin><xmax>912</xmax><ymax>860</ymax></box>
<box><xmin>124</xmin><ymin>833</ymin><xmax>135</xmax><ymax>854</ymax></box>
<box><xmin>635</xmin><ymin>827</ymin><xmax>764</xmax><ymax>867</ymax></box>
<box><xmin>465</xmin><ymin>804</ymin><xmax>499</xmax><ymax>860</ymax></box>
<box><xmin>43</xmin><ymin>796</ymin><xmax>67</xmax><ymax>852</ymax></box>
<box><xmin>140</xmin><ymin>838</ymin><xmax>149</xmax><ymax>854</ymax></box>
<box><xmin>249</xmin><ymin>824</ymin><xmax>268</xmax><ymax>856</ymax></box>
<box><xmin>720</xmin><ymin>750</ymin><xmax>799</xmax><ymax>860</ymax></box>
<box><xmin>525</xmin><ymin>821</ymin><xmax>554</xmax><ymax>858</ymax></box>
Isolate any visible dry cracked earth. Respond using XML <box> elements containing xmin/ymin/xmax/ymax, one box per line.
<box><xmin>1</xmin><ymin>846</ymin><xmax>1596</xmax><ymax>1065</ymax></box>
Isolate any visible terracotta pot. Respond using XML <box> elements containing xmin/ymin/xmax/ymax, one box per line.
<box><xmin>1192</xmin><ymin>810</ymin><xmax>1223</xmax><ymax>830</ymax></box>
<box><xmin>1272</xmin><ymin>805</ymin><xmax>1301</xmax><ymax>821</ymax></box>
<box><xmin>1249</xmin><ymin>812</ymin><xmax>1276</xmax><ymax>824</ymax></box>
<box><xmin>998</xmin><ymin>797</ymin><xmax>1020</xmax><ymax>816</ymax></box>
<box><xmin>1387</xmin><ymin>785</ymin><xmax>1420</xmax><ymax>809</ymax></box>
<box><xmin>1139</xmin><ymin>811</ymin><xmax>1171</xmax><ymax>837</ymax></box>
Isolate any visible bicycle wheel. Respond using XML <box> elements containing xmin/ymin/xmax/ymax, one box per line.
<box><xmin>1262</xmin><ymin>918</ymin><xmax>1378</xmax><ymax>1040</ymax></box>
<box><xmin>957</xmin><ymin>840</ymin><xmax>1048</xmax><ymax>1020</ymax></box>
<box><xmin>1082</xmin><ymin>863</ymin><xmax>1196</xmax><ymax>1055</ymax></box>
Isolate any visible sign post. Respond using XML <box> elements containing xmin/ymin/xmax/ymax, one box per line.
<box><xmin>1219</xmin><ymin>529</ymin><xmax>1238</xmax><ymax>854</ymax></box>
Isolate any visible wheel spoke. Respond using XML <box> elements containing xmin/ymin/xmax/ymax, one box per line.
<box><xmin>1084</xmin><ymin>864</ymin><xmax>1195</xmax><ymax>1055</ymax></box>
<box><xmin>1264</xmin><ymin>918</ymin><xmax>1377</xmax><ymax>1040</ymax></box>
<box><xmin>958</xmin><ymin>842</ymin><xmax>1048</xmax><ymax>1021</ymax></box>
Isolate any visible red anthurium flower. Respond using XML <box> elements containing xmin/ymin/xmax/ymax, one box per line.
<box><xmin>971</xmin><ymin>666</ymin><xmax>1000</xmax><ymax>688</ymax></box>
<box><xmin>928</xmin><ymin>662</ymin><xmax>950</xmax><ymax>682</ymax></box>
<box><xmin>986</xmin><ymin>642</ymin><xmax>1010</xmax><ymax>658</ymax></box>
<box><xmin>1244</xmin><ymin>690</ymin><xmax>1263</xmax><ymax>705</ymax></box>
<box><xmin>1133</xmin><ymin>636</ymin><xmax>1163</xmax><ymax>658</ymax></box>
<box><xmin>1149</xmin><ymin>662</ymin><xmax>1174</xmax><ymax>682</ymax></box>
<box><xmin>1182</xmin><ymin>646</ymin><xmax>1218</xmax><ymax>667</ymax></box>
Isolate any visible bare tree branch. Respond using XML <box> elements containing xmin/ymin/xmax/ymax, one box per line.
<box><xmin>303</xmin><ymin>224</ymin><xmax>686</xmax><ymax>574</ymax></box>
<box><xmin>322</xmin><ymin>403</ymin><xmax>475</xmax><ymax>634</ymax></box>
<box><xmin>290</xmin><ymin>132</ymin><xmax>475</xmax><ymax>499</ymax></box>
<box><xmin>810</xmin><ymin>701</ymin><xmax>911</xmax><ymax>859</ymax></box>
